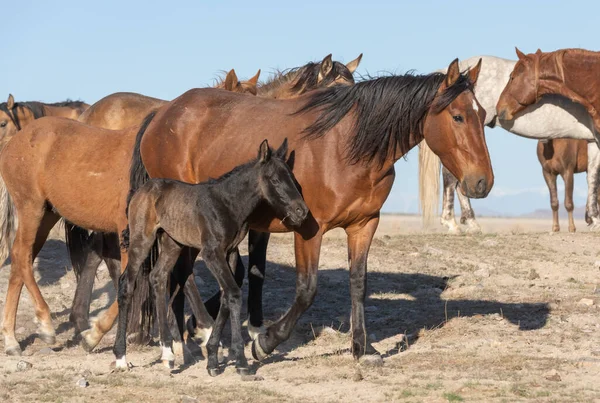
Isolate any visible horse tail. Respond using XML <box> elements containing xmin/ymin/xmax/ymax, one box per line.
<box><xmin>418</xmin><ymin>141</ymin><xmax>441</xmax><ymax>228</ymax></box>
<box><xmin>64</xmin><ymin>222</ymin><xmax>91</xmax><ymax>280</ymax></box>
<box><xmin>125</xmin><ymin>110</ymin><xmax>158</xmax><ymax>343</ymax></box>
<box><xmin>0</xmin><ymin>175</ymin><xmax>16</xmax><ymax>266</ymax></box>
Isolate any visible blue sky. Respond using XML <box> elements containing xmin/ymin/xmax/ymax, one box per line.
<box><xmin>2</xmin><ymin>1</ymin><xmax>598</xmax><ymax>215</ymax></box>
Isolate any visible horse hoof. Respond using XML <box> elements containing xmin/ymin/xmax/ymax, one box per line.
<box><xmin>111</xmin><ymin>359</ymin><xmax>131</xmax><ymax>371</ymax></box>
<box><xmin>79</xmin><ymin>330</ymin><xmax>99</xmax><ymax>353</ymax></box>
<box><xmin>251</xmin><ymin>338</ymin><xmax>268</xmax><ymax>361</ymax></box>
<box><xmin>358</xmin><ymin>354</ymin><xmax>384</xmax><ymax>367</ymax></box>
<box><xmin>236</xmin><ymin>367</ymin><xmax>250</xmax><ymax>376</ymax></box>
<box><xmin>162</xmin><ymin>360</ymin><xmax>175</xmax><ymax>370</ymax></box>
<box><xmin>247</xmin><ymin>324</ymin><xmax>266</xmax><ymax>341</ymax></box>
<box><xmin>207</xmin><ymin>367</ymin><xmax>220</xmax><ymax>377</ymax></box>
<box><xmin>39</xmin><ymin>333</ymin><xmax>56</xmax><ymax>345</ymax></box>
<box><xmin>5</xmin><ymin>345</ymin><xmax>22</xmax><ymax>356</ymax></box>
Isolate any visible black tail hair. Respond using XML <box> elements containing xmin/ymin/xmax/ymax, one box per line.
<box><xmin>64</xmin><ymin>222</ymin><xmax>91</xmax><ymax>280</ymax></box>
<box><xmin>124</xmin><ymin>110</ymin><xmax>159</xmax><ymax>343</ymax></box>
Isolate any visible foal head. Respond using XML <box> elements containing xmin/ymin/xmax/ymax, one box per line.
<box><xmin>423</xmin><ymin>58</ymin><xmax>493</xmax><ymax>198</ymax></box>
<box><xmin>215</xmin><ymin>69</ymin><xmax>261</xmax><ymax>95</ymax></box>
<box><xmin>255</xmin><ymin>139</ymin><xmax>308</xmax><ymax>227</ymax></box>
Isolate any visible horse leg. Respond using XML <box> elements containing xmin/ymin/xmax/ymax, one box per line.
<box><xmin>69</xmin><ymin>232</ymin><xmax>103</xmax><ymax>334</ymax></box>
<box><xmin>202</xmin><ymin>247</ymin><xmax>247</xmax><ymax>376</ymax></box>
<box><xmin>113</xmin><ymin>228</ymin><xmax>156</xmax><ymax>368</ymax></box>
<box><xmin>586</xmin><ymin>142</ymin><xmax>600</xmax><ymax>230</ymax></box>
<box><xmin>563</xmin><ymin>170</ymin><xmax>576</xmax><ymax>233</ymax></box>
<box><xmin>440</xmin><ymin>167</ymin><xmax>461</xmax><ymax>234</ymax></box>
<box><xmin>203</xmin><ymin>247</ymin><xmax>245</xmax><ymax>319</ymax></box>
<box><xmin>346</xmin><ymin>215</ymin><xmax>381</xmax><ymax>363</ymax></box>
<box><xmin>542</xmin><ymin>169</ymin><xmax>560</xmax><ymax>232</ymax></box>
<box><xmin>149</xmin><ymin>234</ymin><xmax>182</xmax><ymax>369</ymax></box>
<box><xmin>246</xmin><ymin>230</ymin><xmax>269</xmax><ymax>339</ymax></box>
<box><xmin>456</xmin><ymin>185</ymin><xmax>481</xmax><ymax>234</ymax></box>
<box><xmin>81</xmin><ymin>232</ymin><xmax>128</xmax><ymax>352</ymax></box>
<box><xmin>3</xmin><ymin>207</ymin><xmax>58</xmax><ymax>355</ymax></box>
<box><xmin>252</xmin><ymin>230</ymin><xmax>322</xmax><ymax>361</ymax></box>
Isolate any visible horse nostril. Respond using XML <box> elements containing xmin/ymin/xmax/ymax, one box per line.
<box><xmin>296</xmin><ymin>207</ymin><xmax>302</xmax><ymax>215</ymax></box>
<box><xmin>498</xmin><ymin>110</ymin><xmax>506</xmax><ymax>120</ymax></box>
<box><xmin>476</xmin><ymin>178</ymin><xmax>486</xmax><ymax>195</ymax></box>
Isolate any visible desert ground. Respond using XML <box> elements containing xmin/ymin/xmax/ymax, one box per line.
<box><xmin>0</xmin><ymin>214</ymin><xmax>599</xmax><ymax>402</ymax></box>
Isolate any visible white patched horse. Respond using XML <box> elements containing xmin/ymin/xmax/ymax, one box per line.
<box><xmin>420</xmin><ymin>54</ymin><xmax>600</xmax><ymax>233</ymax></box>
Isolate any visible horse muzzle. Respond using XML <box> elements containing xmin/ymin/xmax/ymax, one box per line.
<box><xmin>285</xmin><ymin>202</ymin><xmax>309</xmax><ymax>227</ymax></box>
<box><xmin>460</xmin><ymin>175</ymin><xmax>492</xmax><ymax>199</ymax></box>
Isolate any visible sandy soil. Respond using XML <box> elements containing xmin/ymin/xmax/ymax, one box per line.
<box><xmin>0</xmin><ymin>215</ymin><xmax>599</xmax><ymax>402</ymax></box>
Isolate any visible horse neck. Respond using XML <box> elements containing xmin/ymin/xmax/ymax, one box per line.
<box><xmin>43</xmin><ymin>104</ymin><xmax>80</xmax><ymax>119</ymax></box>
<box><xmin>257</xmin><ymin>70</ymin><xmax>302</xmax><ymax>99</ymax></box>
<box><xmin>540</xmin><ymin>51</ymin><xmax>600</xmax><ymax>126</ymax></box>
<box><xmin>475</xmin><ymin>57</ymin><xmax>516</xmax><ymax>125</ymax></box>
<box><xmin>212</xmin><ymin>169</ymin><xmax>263</xmax><ymax>225</ymax></box>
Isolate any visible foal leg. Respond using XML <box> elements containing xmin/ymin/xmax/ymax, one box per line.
<box><xmin>440</xmin><ymin>167</ymin><xmax>461</xmax><ymax>234</ymax></box>
<box><xmin>252</xmin><ymin>231</ymin><xmax>322</xmax><ymax>361</ymax></box>
<box><xmin>3</xmin><ymin>207</ymin><xmax>58</xmax><ymax>355</ymax></box>
<box><xmin>113</xmin><ymin>230</ymin><xmax>156</xmax><ymax>369</ymax></box>
<box><xmin>542</xmin><ymin>169</ymin><xmax>560</xmax><ymax>232</ymax></box>
<box><xmin>203</xmin><ymin>247</ymin><xmax>247</xmax><ymax>376</ymax></box>
<box><xmin>149</xmin><ymin>234</ymin><xmax>182</xmax><ymax>369</ymax></box>
<box><xmin>246</xmin><ymin>230</ymin><xmax>269</xmax><ymax>339</ymax></box>
<box><xmin>346</xmin><ymin>215</ymin><xmax>381</xmax><ymax>363</ymax></box>
<box><xmin>563</xmin><ymin>170</ymin><xmax>576</xmax><ymax>233</ymax></box>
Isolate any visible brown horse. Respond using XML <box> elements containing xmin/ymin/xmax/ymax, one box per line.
<box><xmin>498</xmin><ymin>48</ymin><xmax>600</xmax><ymax>139</ymax></box>
<box><xmin>0</xmin><ymin>94</ymin><xmax>89</xmax><ymax>143</ymax></box>
<box><xmin>0</xmin><ymin>58</ymin><xmax>492</xmax><ymax>363</ymax></box>
<box><xmin>537</xmin><ymin>138</ymin><xmax>589</xmax><ymax>232</ymax></box>
<box><xmin>67</xmin><ymin>54</ymin><xmax>362</xmax><ymax>345</ymax></box>
<box><xmin>77</xmin><ymin>69</ymin><xmax>260</xmax><ymax>130</ymax></box>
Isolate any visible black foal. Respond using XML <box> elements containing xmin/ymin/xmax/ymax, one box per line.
<box><xmin>113</xmin><ymin>139</ymin><xmax>308</xmax><ymax>375</ymax></box>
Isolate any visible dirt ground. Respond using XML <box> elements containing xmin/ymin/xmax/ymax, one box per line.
<box><xmin>0</xmin><ymin>215</ymin><xmax>599</xmax><ymax>402</ymax></box>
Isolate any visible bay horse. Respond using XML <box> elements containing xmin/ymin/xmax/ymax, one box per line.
<box><xmin>66</xmin><ymin>54</ymin><xmax>362</xmax><ymax>347</ymax></box>
<box><xmin>418</xmin><ymin>54</ymin><xmax>600</xmax><ymax>234</ymax></box>
<box><xmin>0</xmin><ymin>58</ymin><xmax>492</xmax><ymax>363</ymax></box>
<box><xmin>115</xmin><ymin>139</ymin><xmax>307</xmax><ymax>375</ymax></box>
<box><xmin>537</xmin><ymin>138</ymin><xmax>588</xmax><ymax>232</ymax></box>
<box><xmin>134</xmin><ymin>57</ymin><xmax>492</xmax><ymax>363</ymax></box>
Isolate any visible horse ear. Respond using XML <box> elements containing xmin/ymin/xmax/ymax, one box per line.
<box><xmin>7</xmin><ymin>94</ymin><xmax>14</xmax><ymax>110</ymax></box>
<box><xmin>224</xmin><ymin>69</ymin><xmax>238</xmax><ymax>91</ymax></box>
<box><xmin>515</xmin><ymin>47</ymin><xmax>526</xmax><ymax>60</ymax></box>
<box><xmin>346</xmin><ymin>53</ymin><xmax>363</xmax><ymax>74</ymax></box>
<box><xmin>248</xmin><ymin>69</ymin><xmax>261</xmax><ymax>85</ymax></box>
<box><xmin>275</xmin><ymin>138</ymin><xmax>288</xmax><ymax>159</ymax></box>
<box><xmin>445</xmin><ymin>58</ymin><xmax>460</xmax><ymax>87</ymax></box>
<box><xmin>535</xmin><ymin>48</ymin><xmax>542</xmax><ymax>55</ymax></box>
<box><xmin>258</xmin><ymin>139</ymin><xmax>271</xmax><ymax>163</ymax></box>
<box><xmin>468</xmin><ymin>58</ymin><xmax>482</xmax><ymax>85</ymax></box>
<box><xmin>319</xmin><ymin>54</ymin><xmax>333</xmax><ymax>78</ymax></box>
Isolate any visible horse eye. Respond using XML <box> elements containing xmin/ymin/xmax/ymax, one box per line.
<box><xmin>0</xmin><ymin>122</ymin><xmax>7</xmax><ymax>128</ymax></box>
<box><xmin>452</xmin><ymin>115</ymin><xmax>464</xmax><ymax>123</ymax></box>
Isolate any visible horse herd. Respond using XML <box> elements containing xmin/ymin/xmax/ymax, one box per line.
<box><xmin>0</xmin><ymin>48</ymin><xmax>595</xmax><ymax>376</ymax></box>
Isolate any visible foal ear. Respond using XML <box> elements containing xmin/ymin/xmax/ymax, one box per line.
<box><xmin>468</xmin><ymin>58</ymin><xmax>482</xmax><ymax>86</ymax></box>
<box><xmin>515</xmin><ymin>47</ymin><xmax>526</xmax><ymax>60</ymax></box>
<box><xmin>224</xmin><ymin>69</ymin><xmax>239</xmax><ymax>91</ymax></box>
<box><xmin>445</xmin><ymin>58</ymin><xmax>460</xmax><ymax>87</ymax></box>
<box><xmin>535</xmin><ymin>48</ymin><xmax>542</xmax><ymax>55</ymax></box>
<box><xmin>346</xmin><ymin>53</ymin><xmax>363</xmax><ymax>74</ymax></box>
<box><xmin>319</xmin><ymin>54</ymin><xmax>334</xmax><ymax>79</ymax></box>
<box><xmin>248</xmin><ymin>69</ymin><xmax>261</xmax><ymax>85</ymax></box>
<box><xmin>274</xmin><ymin>138</ymin><xmax>289</xmax><ymax>159</ymax></box>
<box><xmin>6</xmin><ymin>94</ymin><xmax>14</xmax><ymax>110</ymax></box>
<box><xmin>258</xmin><ymin>139</ymin><xmax>272</xmax><ymax>163</ymax></box>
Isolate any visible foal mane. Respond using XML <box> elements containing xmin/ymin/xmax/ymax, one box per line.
<box><xmin>259</xmin><ymin>61</ymin><xmax>353</xmax><ymax>97</ymax></box>
<box><xmin>296</xmin><ymin>71</ymin><xmax>474</xmax><ymax>166</ymax></box>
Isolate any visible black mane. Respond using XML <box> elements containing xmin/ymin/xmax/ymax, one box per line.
<box><xmin>296</xmin><ymin>71</ymin><xmax>474</xmax><ymax>166</ymax></box>
<box><xmin>207</xmin><ymin>160</ymin><xmax>256</xmax><ymax>184</ymax></box>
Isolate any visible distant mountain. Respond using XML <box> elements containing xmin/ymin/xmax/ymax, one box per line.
<box><xmin>521</xmin><ymin>205</ymin><xmax>587</xmax><ymax>219</ymax></box>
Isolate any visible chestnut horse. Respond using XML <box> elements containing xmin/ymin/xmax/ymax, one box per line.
<box><xmin>537</xmin><ymin>138</ymin><xmax>589</xmax><ymax>232</ymax></box>
<box><xmin>66</xmin><ymin>54</ymin><xmax>362</xmax><ymax>345</ymax></box>
<box><xmin>0</xmin><ymin>58</ymin><xmax>492</xmax><ymax>362</ymax></box>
